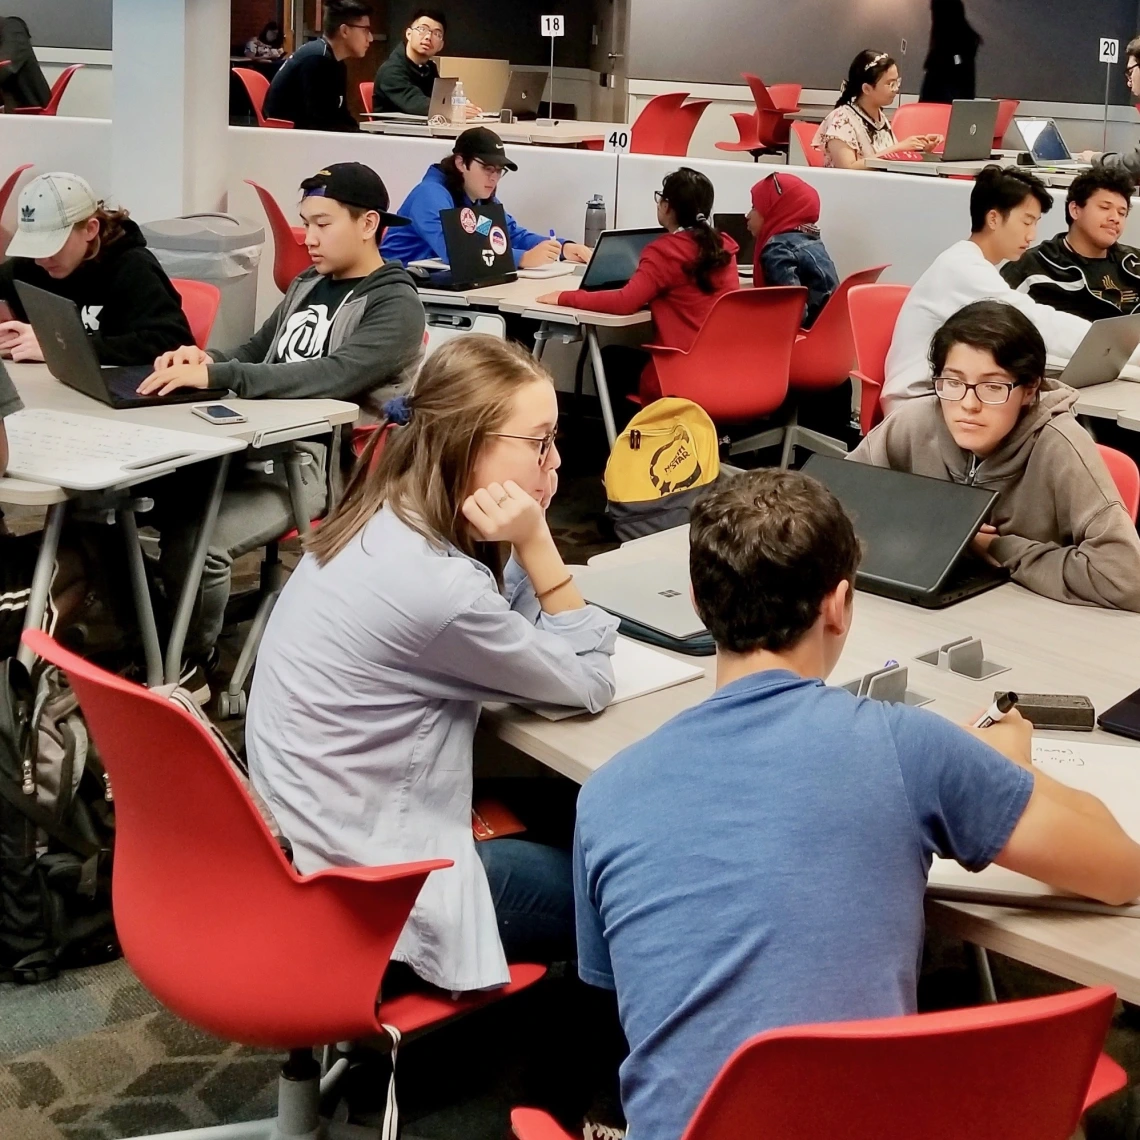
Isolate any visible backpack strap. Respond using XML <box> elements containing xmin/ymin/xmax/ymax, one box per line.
<box><xmin>0</xmin><ymin>768</ymin><xmax>101</xmax><ymax>861</ymax></box>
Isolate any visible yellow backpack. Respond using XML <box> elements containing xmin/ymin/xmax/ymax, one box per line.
<box><xmin>604</xmin><ymin>398</ymin><xmax>721</xmax><ymax>540</ymax></box>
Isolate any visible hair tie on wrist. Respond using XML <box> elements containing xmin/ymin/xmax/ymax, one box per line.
<box><xmin>536</xmin><ymin>574</ymin><xmax>573</xmax><ymax>601</ymax></box>
<box><xmin>383</xmin><ymin>394</ymin><xmax>413</xmax><ymax>425</ymax></box>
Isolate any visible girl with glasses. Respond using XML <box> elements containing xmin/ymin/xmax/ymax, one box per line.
<box><xmin>813</xmin><ymin>49</ymin><xmax>942</xmax><ymax>169</ymax></box>
<box><xmin>851</xmin><ymin>300</ymin><xmax>1140</xmax><ymax>611</ymax></box>
<box><xmin>246</xmin><ymin>334</ymin><xmax>619</xmax><ymax>993</ymax></box>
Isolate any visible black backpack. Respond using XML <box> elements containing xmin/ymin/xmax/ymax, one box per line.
<box><xmin>0</xmin><ymin>656</ymin><xmax>118</xmax><ymax>983</ymax></box>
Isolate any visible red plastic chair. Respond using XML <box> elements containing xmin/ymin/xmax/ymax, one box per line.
<box><xmin>233</xmin><ymin>66</ymin><xmax>294</xmax><ymax>128</ymax></box>
<box><xmin>889</xmin><ymin>101</ymin><xmax>952</xmax><ymax>147</ymax></box>
<box><xmin>743</xmin><ymin>73</ymin><xmax>795</xmax><ymax>148</ymax></box>
<box><xmin>790</xmin><ymin>120</ymin><xmax>825</xmax><ymax>167</ymax></box>
<box><xmin>1098</xmin><ymin>443</ymin><xmax>1140</xmax><ymax>523</ymax></box>
<box><xmin>665</xmin><ymin>99</ymin><xmax>711</xmax><ymax>156</ymax></box>
<box><xmin>848</xmin><ymin>282</ymin><xmax>910</xmax><ymax>435</ymax></box>
<box><xmin>0</xmin><ymin>162</ymin><xmax>33</xmax><ymax>255</ymax></box>
<box><xmin>648</xmin><ymin>287</ymin><xmax>807</xmax><ymax>463</ymax></box>
<box><xmin>993</xmin><ymin>98</ymin><xmax>1020</xmax><ymax>149</ymax></box>
<box><xmin>244</xmin><ymin>179</ymin><xmax>312</xmax><ymax>294</ymax></box>
<box><xmin>12</xmin><ymin>63</ymin><xmax>83</xmax><ymax>116</ymax></box>
<box><xmin>170</xmin><ymin>278</ymin><xmax>221</xmax><ymax>351</ymax></box>
<box><xmin>360</xmin><ymin>80</ymin><xmax>374</xmax><ymax>111</ymax></box>
<box><xmin>630</xmin><ymin>92</ymin><xmax>690</xmax><ymax>154</ymax></box>
<box><xmin>715</xmin><ymin>111</ymin><xmax>765</xmax><ymax>157</ymax></box>
<box><xmin>24</xmin><ymin>628</ymin><xmax>546</xmax><ymax>1136</ymax></box>
<box><xmin>511</xmin><ymin>987</ymin><xmax>1125</xmax><ymax>1140</ymax></box>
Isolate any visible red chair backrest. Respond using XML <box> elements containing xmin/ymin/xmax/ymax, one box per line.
<box><xmin>678</xmin><ymin>987</ymin><xmax>1116</xmax><ymax>1140</ymax></box>
<box><xmin>244</xmin><ymin>179</ymin><xmax>313</xmax><ymax>294</ymax></box>
<box><xmin>0</xmin><ymin>162</ymin><xmax>33</xmax><ymax>249</ymax></box>
<box><xmin>993</xmin><ymin>98</ymin><xmax>1020</xmax><ymax>148</ymax></box>
<box><xmin>631</xmin><ymin>92</ymin><xmax>690</xmax><ymax>154</ymax></box>
<box><xmin>767</xmin><ymin>83</ymin><xmax>802</xmax><ymax>112</ymax></box>
<box><xmin>666</xmin><ymin>99</ymin><xmax>711</xmax><ymax>156</ymax></box>
<box><xmin>171</xmin><ymin>278</ymin><xmax>222</xmax><ymax>351</ymax></box>
<box><xmin>791</xmin><ymin>120</ymin><xmax>824</xmax><ymax>167</ymax></box>
<box><xmin>360</xmin><ymin>80</ymin><xmax>374</xmax><ymax>110</ymax></box>
<box><xmin>890</xmin><ymin>101</ymin><xmax>952</xmax><ymax>142</ymax></box>
<box><xmin>1097</xmin><ymin>443</ymin><xmax>1140</xmax><ymax>523</ymax></box>
<box><xmin>654</xmin><ymin>287</ymin><xmax>806</xmax><ymax>422</ymax></box>
<box><xmin>234</xmin><ymin>67</ymin><xmax>272</xmax><ymax>124</ymax></box>
<box><xmin>42</xmin><ymin>64</ymin><xmax>83</xmax><ymax>115</ymax></box>
<box><xmin>741</xmin><ymin>75</ymin><xmax>792</xmax><ymax>147</ymax></box>
<box><xmin>19</xmin><ymin>630</ymin><xmax>446</xmax><ymax>1049</ymax></box>
<box><xmin>789</xmin><ymin>265</ymin><xmax>889</xmax><ymax>390</ymax></box>
<box><xmin>848</xmin><ymin>283</ymin><xmax>910</xmax><ymax>435</ymax></box>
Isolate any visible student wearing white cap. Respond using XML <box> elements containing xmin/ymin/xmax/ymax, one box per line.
<box><xmin>0</xmin><ymin>172</ymin><xmax>192</xmax><ymax>366</ymax></box>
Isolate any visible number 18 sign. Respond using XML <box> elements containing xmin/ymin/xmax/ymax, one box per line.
<box><xmin>541</xmin><ymin>15</ymin><xmax>565</xmax><ymax>37</ymax></box>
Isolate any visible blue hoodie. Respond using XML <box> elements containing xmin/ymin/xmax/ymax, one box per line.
<box><xmin>382</xmin><ymin>163</ymin><xmax>561</xmax><ymax>267</ymax></box>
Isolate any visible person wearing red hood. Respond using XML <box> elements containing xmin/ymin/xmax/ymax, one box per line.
<box><xmin>747</xmin><ymin>172</ymin><xmax>839</xmax><ymax>329</ymax></box>
<box><xmin>537</xmin><ymin>167</ymin><xmax>739</xmax><ymax>405</ymax></box>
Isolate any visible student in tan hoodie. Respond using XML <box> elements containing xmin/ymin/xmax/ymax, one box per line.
<box><xmin>850</xmin><ymin>299</ymin><xmax>1140</xmax><ymax>611</ymax></box>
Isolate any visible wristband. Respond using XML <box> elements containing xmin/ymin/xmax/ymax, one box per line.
<box><xmin>535</xmin><ymin>574</ymin><xmax>573</xmax><ymax>601</ymax></box>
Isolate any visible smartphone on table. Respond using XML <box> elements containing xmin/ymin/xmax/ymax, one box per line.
<box><xmin>191</xmin><ymin>402</ymin><xmax>247</xmax><ymax>426</ymax></box>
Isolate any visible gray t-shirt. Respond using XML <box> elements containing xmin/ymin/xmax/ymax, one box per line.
<box><xmin>0</xmin><ymin>365</ymin><xmax>21</xmax><ymax>420</ymax></box>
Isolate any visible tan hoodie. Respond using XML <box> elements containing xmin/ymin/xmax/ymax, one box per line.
<box><xmin>849</xmin><ymin>380</ymin><xmax>1140</xmax><ymax>611</ymax></box>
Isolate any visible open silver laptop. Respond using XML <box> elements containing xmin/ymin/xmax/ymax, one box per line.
<box><xmin>577</xmin><ymin>560</ymin><xmax>706</xmax><ymax>639</ymax></box>
<box><xmin>365</xmin><ymin>77</ymin><xmax>457</xmax><ymax>122</ymax></box>
<box><xmin>919</xmin><ymin>99</ymin><xmax>1000</xmax><ymax>163</ymax></box>
<box><xmin>497</xmin><ymin>70</ymin><xmax>548</xmax><ymax>118</ymax></box>
<box><xmin>1050</xmin><ymin>314</ymin><xmax>1140</xmax><ymax>388</ymax></box>
<box><xmin>1016</xmin><ymin>117</ymin><xmax>1087</xmax><ymax>169</ymax></box>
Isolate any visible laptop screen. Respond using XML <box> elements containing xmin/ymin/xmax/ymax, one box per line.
<box><xmin>579</xmin><ymin>228</ymin><xmax>665</xmax><ymax>291</ymax></box>
<box><xmin>802</xmin><ymin>455</ymin><xmax>997</xmax><ymax>595</ymax></box>
<box><xmin>713</xmin><ymin>214</ymin><xmax>756</xmax><ymax>268</ymax></box>
<box><xmin>1016</xmin><ymin>118</ymin><xmax>1071</xmax><ymax>162</ymax></box>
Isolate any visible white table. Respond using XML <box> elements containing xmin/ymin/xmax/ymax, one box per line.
<box><xmin>1075</xmin><ymin>377</ymin><xmax>1140</xmax><ymax>428</ymax></box>
<box><xmin>480</xmin><ymin>524</ymin><xmax>1140</xmax><ymax>1001</ymax></box>
<box><xmin>361</xmin><ymin>118</ymin><xmax>612</xmax><ymax>147</ymax></box>
<box><xmin>5</xmin><ymin>363</ymin><xmax>359</xmax><ymax>684</ymax></box>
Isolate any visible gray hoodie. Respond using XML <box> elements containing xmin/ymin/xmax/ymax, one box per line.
<box><xmin>206</xmin><ymin>262</ymin><xmax>425</xmax><ymax>413</ymax></box>
<box><xmin>849</xmin><ymin>380</ymin><xmax>1140</xmax><ymax>611</ymax></box>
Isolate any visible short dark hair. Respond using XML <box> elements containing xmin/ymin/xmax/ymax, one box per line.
<box><xmin>409</xmin><ymin>8</ymin><xmax>447</xmax><ymax>31</ymax></box>
<box><xmin>929</xmin><ymin>300</ymin><xmax>1045</xmax><ymax>389</ymax></box>
<box><xmin>1066</xmin><ymin>165</ymin><xmax>1135</xmax><ymax>221</ymax></box>
<box><xmin>689</xmin><ymin>471</ymin><xmax>860</xmax><ymax>655</ymax></box>
<box><xmin>969</xmin><ymin>165</ymin><xmax>1052</xmax><ymax>233</ymax></box>
<box><xmin>324</xmin><ymin>0</ymin><xmax>372</xmax><ymax>37</ymax></box>
<box><xmin>1128</xmin><ymin>34</ymin><xmax>1140</xmax><ymax>63</ymax></box>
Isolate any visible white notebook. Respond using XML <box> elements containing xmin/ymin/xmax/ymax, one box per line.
<box><xmin>517</xmin><ymin>262</ymin><xmax>578</xmax><ymax>280</ymax></box>
<box><xmin>530</xmin><ymin>635</ymin><xmax>705</xmax><ymax>721</ymax></box>
<box><xmin>927</xmin><ymin>739</ymin><xmax>1140</xmax><ymax>916</ymax></box>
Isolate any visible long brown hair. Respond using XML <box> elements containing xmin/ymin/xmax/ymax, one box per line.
<box><xmin>307</xmin><ymin>335</ymin><xmax>554</xmax><ymax>574</ymax></box>
<box><xmin>83</xmin><ymin>204</ymin><xmax>132</xmax><ymax>262</ymax></box>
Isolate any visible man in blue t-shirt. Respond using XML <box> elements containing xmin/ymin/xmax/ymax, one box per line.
<box><xmin>573</xmin><ymin>469</ymin><xmax>1140</xmax><ymax>1140</ymax></box>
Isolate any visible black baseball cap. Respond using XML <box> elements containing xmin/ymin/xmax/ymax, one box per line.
<box><xmin>300</xmin><ymin>162</ymin><xmax>410</xmax><ymax>226</ymax></box>
<box><xmin>453</xmin><ymin>127</ymin><xmax>519</xmax><ymax>171</ymax></box>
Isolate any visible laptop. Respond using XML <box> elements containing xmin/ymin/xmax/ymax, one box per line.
<box><xmin>14</xmin><ymin>282</ymin><xmax>210</xmax><ymax>409</ymax></box>
<box><xmin>713</xmin><ymin>213</ymin><xmax>756</xmax><ymax>275</ymax></box>
<box><xmin>422</xmin><ymin>202</ymin><xmax>518</xmax><ymax>291</ymax></box>
<box><xmin>1015</xmin><ymin>117</ymin><xmax>1087</xmax><ymax>168</ymax></box>
<box><xmin>577</xmin><ymin>560</ymin><xmax>706</xmax><ymax>639</ymax></box>
<box><xmin>1050</xmin><ymin>314</ymin><xmax>1140</xmax><ymax>388</ymax></box>
<box><xmin>802</xmin><ymin>454</ymin><xmax>1007</xmax><ymax>608</ymax></box>
<box><xmin>919</xmin><ymin>98</ymin><xmax>1000</xmax><ymax>163</ymax></box>
<box><xmin>497</xmin><ymin>70</ymin><xmax>548</xmax><ymax>120</ymax></box>
<box><xmin>364</xmin><ymin>76</ymin><xmax>457</xmax><ymax>122</ymax></box>
<box><xmin>578</xmin><ymin>228</ymin><xmax>666</xmax><ymax>291</ymax></box>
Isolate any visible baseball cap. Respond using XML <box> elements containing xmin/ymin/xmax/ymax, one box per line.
<box><xmin>453</xmin><ymin>127</ymin><xmax>519</xmax><ymax>171</ymax></box>
<box><xmin>7</xmin><ymin>172</ymin><xmax>99</xmax><ymax>260</ymax></box>
<box><xmin>299</xmin><ymin>163</ymin><xmax>410</xmax><ymax>227</ymax></box>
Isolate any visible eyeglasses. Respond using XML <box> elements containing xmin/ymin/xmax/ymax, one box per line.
<box><xmin>882</xmin><ymin>76</ymin><xmax>902</xmax><ymax>90</ymax></box>
<box><xmin>1128</xmin><ymin>63</ymin><xmax>1139</xmax><ymax>77</ymax></box>
<box><xmin>472</xmin><ymin>158</ymin><xmax>508</xmax><ymax>178</ymax></box>
<box><xmin>410</xmin><ymin>23</ymin><xmax>444</xmax><ymax>40</ymax></box>
<box><xmin>345</xmin><ymin>21</ymin><xmax>372</xmax><ymax>33</ymax></box>
<box><xmin>933</xmin><ymin>376</ymin><xmax>1022</xmax><ymax>404</ymax></box>
<box><xmin>487</xmin><ymin>430</ymin><xmax>559</xmax><ymax>462</ymax></box>
<box><xmin>653</xmin><ymin>190</ymin><xmax>665</xmax><ymax>204</ymax></box>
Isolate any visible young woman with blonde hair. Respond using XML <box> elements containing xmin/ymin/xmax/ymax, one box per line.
<box><xmin>246</xmin><ymin>334</ymin><xmax>618</xmax><ymax>993</ymax></box>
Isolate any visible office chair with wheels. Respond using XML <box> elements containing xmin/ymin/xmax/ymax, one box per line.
<box><xmin>233</xmin><ymin>67</ymin><xmax>294</xmax><ymax>128</ymax></box>
<box><xmin>170</xmin><ymin>278</ymin><xmax>222</xmax><ymax>351</ymax></box>
<box><xmin>848</xmin><ymin>283</ymin><xmax>910</xmax><ymax>435</ymax></box>
<box><xmin>12</xmin><ymin>63</ymin><xmax>83</xmax><ymax>115</ymax></box>
<box><xmin>512</xmin><ymin>986</ymin><xmax>1126</xmax><ymax>1140</ymax></box>
<box><xmin>630</xmin><ymin>92</ymin><xmax>690</xmax><ymax>154</ymax></box>
<box><xmin>244</xmin><ymin>179</ymin><xmax>312</xmax><ymax>293</ymax></box>
<box><xmin>1097</xmin><ymin>444</ymin><xmax>1140</xmax><ymax>522</ymax></box>
<box><xmin>23</xmin><ymin>628</ymin><xmax>547</xmax><ymax>1140</ymax></box>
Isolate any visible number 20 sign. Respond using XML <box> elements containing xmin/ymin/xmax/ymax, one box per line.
<box><xmin>1100</xmin><ymin>37</ymin><xmax>1119</xmax><ymax>64</ymax></box>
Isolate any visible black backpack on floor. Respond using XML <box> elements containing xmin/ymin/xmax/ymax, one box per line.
<box><xmin>0</xmin><ymin>656</ymin><xmax>118</xmax><ymax>983</ymax></box>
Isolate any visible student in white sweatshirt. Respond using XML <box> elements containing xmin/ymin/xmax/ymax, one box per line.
<box><xmin>882</xmin><ymin>165</ymin><xmax>1091</xmax><ymax>415</ymax></box>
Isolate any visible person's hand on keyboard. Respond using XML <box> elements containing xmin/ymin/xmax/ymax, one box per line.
<box><xmin>0</xmin><ymin>320</ymin><xmax>44</xmax><ymax>363</ymax></box>
<box><xmin>137</xmin><ymin>362</ymin><xmax>209</xmax><ymax>397</ymax></box>
<box><xmin>153</xmin><ymin>345</ymin><xmax>211</xmax><ymax>370</ymax></box>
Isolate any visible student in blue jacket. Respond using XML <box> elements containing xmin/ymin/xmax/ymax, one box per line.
<box><xmin>382</xmin><ymin>127</ymin><xmax>593</xmax><ymax>268</ymax></box>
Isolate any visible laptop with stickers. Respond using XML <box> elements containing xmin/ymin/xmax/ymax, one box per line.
<box><xmin>428</xmin><ymin>202</ymin><xmax>519</xmax><ymax>290</ymax></box>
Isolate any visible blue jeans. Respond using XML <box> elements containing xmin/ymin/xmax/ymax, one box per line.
<box><xmin>477</xmin><ymin>837</ymin><xmax>575</xmax><ymax>964</ymax></box>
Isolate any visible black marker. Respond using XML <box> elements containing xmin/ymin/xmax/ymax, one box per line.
<box><xmin>974</xmin><ymin>691</ymin><xmax>1019</xmax><ymax>729</ymax></box>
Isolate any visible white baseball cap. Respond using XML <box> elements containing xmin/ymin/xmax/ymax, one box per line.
<box><xmin>7</xmin><ymin>172</ymin><xmax>99</xmax><ymax>260</ymax></box>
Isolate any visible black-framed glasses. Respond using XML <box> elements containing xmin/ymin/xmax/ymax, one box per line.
<box><xmin>410</xmin><ymin>23</ymin><xmax>444</xmax><ymax>39</ymax></box>
<box><xmin>933</xmin><ymin>376</ymin><xmax>1022</xmax><ymax>404</ymax></box>
<box><xmin>487</xmin><ymin>429</ymin><xmax>560</xmax><ymax>462</ymax></box>
<box><xmin>1128</xmin><ymin>62</ymin><xmax>1139</xmax><ymax>78</ymax></box>
<box><xmin>472</xmin><ymin>157</ymin><xmax>508</xmax><ymax>177</ymax></box>
<box><xmin>345</xmin><ymin>21</ymin><xmax>372</xmax><ymax>32</ymax></box>
<box><xmin>653</xmin><ymin>190</ymin><xmax>665</xmax><ymax>204</ymax></box>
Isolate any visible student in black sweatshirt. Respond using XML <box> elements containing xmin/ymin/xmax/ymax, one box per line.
<box><xmin>373</xmin><ymin>9</ymin><xmax>445</xmax><ymax>114</ymax></box>
<box><xmin>0</xmin><ymin>172</ymin><xmax>192</xmax><ymax>365</ymax></box>
<box><xmin>264</xmin><ymin>0</ymin><xmax>373</xmax><ymax>131</ymax></box>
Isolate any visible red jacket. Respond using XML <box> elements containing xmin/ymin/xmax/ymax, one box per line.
<box><xmin>556</xmin><ymin>229</ymin><xmax>740</xmax><ymax>402</ymax></box>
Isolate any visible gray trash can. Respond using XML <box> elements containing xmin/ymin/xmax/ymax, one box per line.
<box><xmin>140</xmin><ymin>214</ymin><xmax>265</xmax><ymax>354</ymax></box>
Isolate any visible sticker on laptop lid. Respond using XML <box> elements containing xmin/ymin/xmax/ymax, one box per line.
<box><xmin>475</xmin><ymin>214</ymin><xmax>494</xmax><ymax>236</ymax></box>
<box><xmin>459</xmin><ymin>207</ymin><xmax>477</xmax><ymax>234</ymax></box>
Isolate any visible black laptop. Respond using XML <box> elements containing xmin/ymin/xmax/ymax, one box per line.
<box><xmin>802</xmin><ymin>455</ymin><xmax>1007</xmax><ymax>608</ymax></box>
<box><xmin>713</xmin><ymin>213</ymin><xmax>756</xmax><ymax>272</ymax></box>
<box><xmin>578</xmin><ymin>227</ymin><xmax>665</xmax><ymax>291</ymax></box>
<box><xmin>426</xmin><ymin>202</ymin><xmax>518</xmax><ymax>291</ymax></box>
<box><xmin>15</xmin><ymin>281</ymin><xmax>209</xmax><ymax>409</ymax></box>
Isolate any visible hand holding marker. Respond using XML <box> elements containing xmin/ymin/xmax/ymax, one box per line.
<box><xmin>974</xmin><ymin>691</ymin><xmax>1019</xmax><ymax>729</ymax></box>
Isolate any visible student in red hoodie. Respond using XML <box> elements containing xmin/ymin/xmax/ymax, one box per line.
<box><xmin>537</xmin><ymin>167</ymin><xmax>739</xmax><ymax>405</ymax></box>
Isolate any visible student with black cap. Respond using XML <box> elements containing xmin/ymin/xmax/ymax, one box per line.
<box><xmin>382</xmin><ymin>127</ymin><xmax>592</xmax><ymax>268</ymax></box>
<box><xmin>139</xmin><ymin>162</ymin><xmax>426</xmax><ymax>700</ymax></box>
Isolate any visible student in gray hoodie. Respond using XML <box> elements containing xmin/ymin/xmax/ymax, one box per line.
<box><xmin>851</xmin><ymin>300</ymin><xmax>1140</xmax><ymax>612</ymax></box>
<box><xmin>140</xmin><ymin>163</ymin><xmax>426</xmax><ymax>697</ymax></box>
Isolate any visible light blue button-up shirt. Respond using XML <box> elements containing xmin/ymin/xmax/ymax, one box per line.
<box><xmin>246</xmin><ymin>504</ymin><xmax>619</xmax><ymax>991</ymax></box>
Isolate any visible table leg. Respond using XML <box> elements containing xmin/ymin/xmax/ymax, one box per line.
<box><xmin>284</xmin><ymin>448</ymin><xmax>313</xmax><ymax>537</ymax></box>
<box><xmin>533</xmin><ymin>321</ymin><xmax>550</xmax><ymax>363</ymax></box>
<box><xmin>16</xmin><ymin>502</ymin><xmax>66</xmax><ymax>670</ymax></box>
<box><xmin>587</xmin><ymin>327</ymin><xmax>618</xmax><ymax>447</ymax></box>
<box><xmin>117</xmin><ymin>508</ymin><xmax>163</xmax><ymax>689</ymax></box>
<box><xmin>164</xmin><ymin>455</ymin><xmax>231</xmax><ymax>684</ymax></box>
